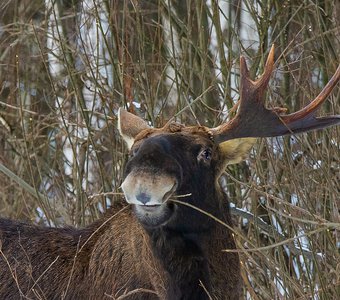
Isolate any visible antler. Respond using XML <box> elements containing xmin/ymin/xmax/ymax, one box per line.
<box><xmin>211</xmin><ymin>45</ymin><xmax>340</xmax><ymax>144</ymax></box>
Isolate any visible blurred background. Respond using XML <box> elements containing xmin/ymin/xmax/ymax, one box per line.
<box><xmin>0</xmin><ymin>0</ymin><xmax>339</xmax><ymax>299</ymax></box>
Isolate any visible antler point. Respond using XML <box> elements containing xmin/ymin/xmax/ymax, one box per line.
<box><xmin>240</xmin><ymin>56</ymin><xmax>249</xmax><ymax>77</ymax></box>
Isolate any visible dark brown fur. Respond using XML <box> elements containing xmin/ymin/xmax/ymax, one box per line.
<box><xmin>0</xmin><ymin>202</ymin><xmax>239</xmax><ymax>299</ymax></box>
<box><xmin>0</xmin><ymin>128</ymin><xmax>241</xmax><ymax>299</ymax></box>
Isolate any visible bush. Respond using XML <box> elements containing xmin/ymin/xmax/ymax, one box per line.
<box><xmin>0</xmin><ymin>1</ymin><xmax>339</xmax><ymax>298</ymax></box>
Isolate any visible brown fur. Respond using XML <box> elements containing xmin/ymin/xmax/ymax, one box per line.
<box><xmin>0</xmin><ymin>197</ymin><xmax>240</xmax><ymax>299</ymax></box>
<box><xmin>0</xmin><ymin>116</ymin><xmax>244</xmax><ymax>299</ymax></box>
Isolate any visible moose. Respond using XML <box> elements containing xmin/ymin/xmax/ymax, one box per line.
<box><xmin>0</xmin><ymin>45</ymin><xmax>339</xmax><ymax>299</ymax></box>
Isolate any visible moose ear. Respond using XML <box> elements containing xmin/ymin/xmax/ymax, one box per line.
<box><xmin>118</xmin><ymin>108</ymin><xmax>151</xmax><ymax>150</ymax></box>
<box><xmin>219</xmin><ymin>137</ymin><xmax>257</xmax><ymax>165</ymax></box>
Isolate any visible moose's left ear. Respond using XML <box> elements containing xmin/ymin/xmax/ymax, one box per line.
<box><xmin>118</xmin><ymin>108</ymin><xmax>151</xmax><ymax>150</ymax></box>
<box><xmin>219</xmin><ymin>137</ymin><xmax>257</xmax><ymax>165</ymax></box>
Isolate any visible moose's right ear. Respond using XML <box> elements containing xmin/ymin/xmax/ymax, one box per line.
<box><xmin>118</xmin><ymin>108</ymin><xmax>151</xmax><ymax>150</ymax></box>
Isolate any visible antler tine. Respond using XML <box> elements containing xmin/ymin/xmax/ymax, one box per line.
<box><xmin>254</xmin><ymin>44</ymin><xmax>275</xmax><ymax>89</ymax></box>
<box><xmin>238</xmin><ymin>45</ymin><xmax>275</xmax><ymax>115</ymax></box>
<box><xmin>239</xmin><ymin>45</ymin><xmax>275</xmax><ymax>87</ymax></box>
<box><xmin>211</xmin><ymin>46</ymin><xmax>340</xmax><ymax>144</ymax></box>
<box><xmin>282</xmin><ymin>65</ymin><xmax>340</xmax><ymax>123</ymax></box>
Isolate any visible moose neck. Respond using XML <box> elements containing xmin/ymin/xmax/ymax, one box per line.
<box><xmin>142</xmin><ymin>185</ymin><xmax>229</xmax><ymax>299</ymax></box>
<box><xmin>145</xmin><ymin>222</ymin><xmax>213</xmax><ymax>299</ymax></box>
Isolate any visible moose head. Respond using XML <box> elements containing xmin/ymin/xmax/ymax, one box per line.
<box><xmin>119</xmin><ymin>45</ymin><xmax>340</xmax><ymax>232</ymax></box>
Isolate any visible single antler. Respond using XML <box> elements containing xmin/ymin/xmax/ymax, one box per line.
<box><xmin>211</xmin><ymin>45</ymin><xmax>340</xmax><ymax>144</ymax></box>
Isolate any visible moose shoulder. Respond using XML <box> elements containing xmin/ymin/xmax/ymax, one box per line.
<box><xmin>0</xmin><ymin>46</ymin><xmax>339</xmax><ymax>300</ymax></box>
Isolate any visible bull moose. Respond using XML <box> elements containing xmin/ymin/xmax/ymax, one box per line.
<box><xmin>0</xmin><ymin>45</ymin><xmax>339</xmax><ymax>299</ymax></box>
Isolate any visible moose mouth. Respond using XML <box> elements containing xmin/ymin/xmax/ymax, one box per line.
<box><xmin>133</xmin><ymin>202</ymin><xmax>175</xmax><ymax>227</ymax></box>
<box><xmin>137</xmin><ymin>204</ymin><xmax>162</xmax><ymax>212</ymax></box>
<box><xmin>121</xmin><ymin>170</ymin><xmax>179</xmax><ymax>227</ymax></box>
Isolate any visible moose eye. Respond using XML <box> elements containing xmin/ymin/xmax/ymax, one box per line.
<box><xmin>197</xmin><ymin>148</ymin><xmax>212</xmax><ymax>165</ymax></box>
<box><xmin>130</xmin><ymin>147</ymin><xmax>139</xmax><ymax>158</ymax></box>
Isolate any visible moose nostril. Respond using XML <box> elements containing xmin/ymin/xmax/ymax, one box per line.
<box><xmin>136</xmin><ymin>192</ymin><xmax>151</xmax><ymax>205</ymax></box>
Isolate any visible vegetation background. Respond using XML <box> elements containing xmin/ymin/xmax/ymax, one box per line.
<box><xmin>0</xmin><ymin>0</ymin><xmax>339</xmax><ymax>299</ymax></box>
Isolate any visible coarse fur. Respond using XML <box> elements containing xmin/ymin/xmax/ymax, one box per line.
<box><xmin>0</xmin><ymin>122</ymin><xmax>242</xmax><ymax>299</ymax></box>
